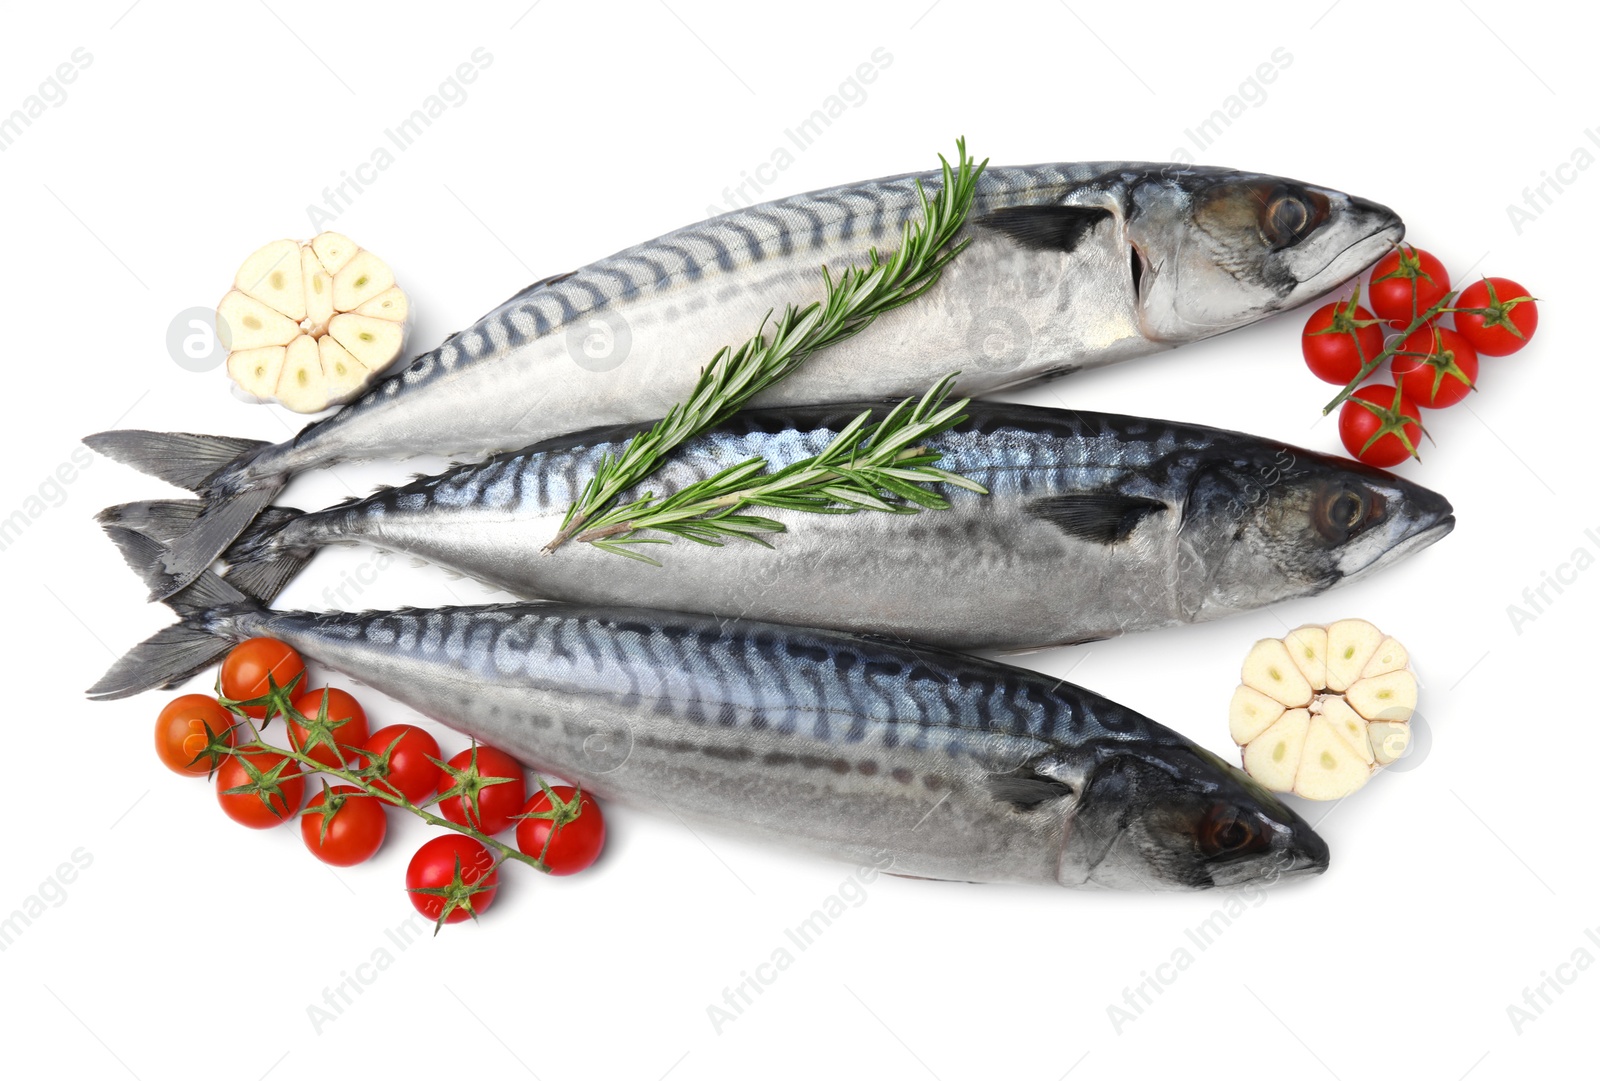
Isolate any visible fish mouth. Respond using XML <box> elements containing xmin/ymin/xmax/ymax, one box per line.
<box><xmin>1207</xmin><ymin>824</ymin><xmax>1331</xmax><ymax>888</ymax></box>
<box><xmin>1294</xmin><ymin>201</ymin><xmax>1406</xmax><ymax>287</ymax></box>
<box><xmin>1345</xmin><ymin>514</ymin><xmax>1456</xmax><ymax>582</ymax></box>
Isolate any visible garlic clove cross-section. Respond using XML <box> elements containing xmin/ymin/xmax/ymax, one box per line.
<box><xmin>1242</xmin><ymin>709</ymin><xmax>1310</xmax><ymax>793</ymax></box>
<box><xmin>1228</xmin><ymin>685</ymin><xmax>1287</xmax><ymax>746</ymax></box>
<box><xmin>1283</xmin><ymin>625</ymin><xmax>1329</xmax><ymax>691</ymax></box>
<box><xmin>218</xmin><ymin>232</ymin><xmax>407</xmax><ymax>413</ymax></box>
<box><xmin>1229</xmin><ymin>618</ymin><xmax>1417</xmax><ymax>800</ymax></box>
<box><xmin>1325</xmin><ymin>618</ymin><xmax>1384</xmax><ymax>692</ymax></box>
<box><xmin>1240</xmin><ymin>638</ymin><xmax>1314</xmax><ymax>708</ymax></box>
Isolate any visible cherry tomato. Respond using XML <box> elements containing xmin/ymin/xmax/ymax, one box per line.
<box><xmin>436</xmin><ymin>746</ymin><xmax>527</xmax><ymax>835</ymax></box>
<box><xmin>1368</xmin><ymin>246</ymin><xmax>1451</xmax><ymax>327</ymax></box>
<box><xmin>1453</xmin><ymin>277</ymin><xmax>1538</xmax><ymax>356</ymax></box>
<box><xmin>155</xmin><ymin>694</ymin><xmax>235</xmax><ymax>776</ymax></box>
<box><xmin>215</xmin><ymin>751</ymin><xmax>305</xmax><ymax>829</ymax></box>
<box><xmin>301</xmin><ymin>785</ymin><xmax>387</xmax><ymax>866</ymax></box>
<box><xmin>516</xmin><ymin>785</ymin><xmax>605</xmax><ymax>875</ymax></box>
<box><xmin>288</xmin><ymin>688</ymin><xmax>370</xmax><ymax>770</ymax></box>
<box><xmin>361</xmin><ymin>725</ymin><xmax>442</xmax><ymax>803</ymax></box>
<box><xmin>406</xmin><ymin>835</ymin><xmax>499</xmax><ymax>925</ymax></box>
<box><xmin>219</xmin><ymin>639</ymin><xmax>306</xmax><ymax>719</ymax></box>
<box><xmin>1301</xmin><ymin>296</ymin><xmax>1385</xmax><ymax>385</ymax></box>
<box><xmin>1338</xmin><ymin>384</ymin><xmax>1424</xmax><ymax>467</ymax></box>
<box><xmin>1392</xmin><ymin>325</ymin><xmax>1478</xmax><ymax>409</ymax></box>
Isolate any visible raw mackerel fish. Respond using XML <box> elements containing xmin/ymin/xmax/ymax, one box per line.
<box><xmin>106</xmin><ymin>402</ymin><xmax>1454</xmax><ymax>651</ymax></box>
<box><xmin>90</xmin><ymin>537</ymin><xmax>1330</xmax><ymax>891</ymax></box>
<box><xmin>87</xmin><ymin>161</ymin><xmax>1403</xmax><ymax>597</ymax></box>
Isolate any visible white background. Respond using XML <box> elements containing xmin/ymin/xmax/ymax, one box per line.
<box><xmin>1</xmin><ymin>1</ymin><xmax>1593</xmax><ymax>1078</ymax></box>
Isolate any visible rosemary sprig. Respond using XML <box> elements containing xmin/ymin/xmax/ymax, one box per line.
<box><xmin>544</xmin><ymin>138</ymin><xmax>987</xmax><ymax>554</ymax></box>
<box><xmin>572</xmin><ymin>375</ymin><xmax>989</xmax><ymax>563</ymax></box>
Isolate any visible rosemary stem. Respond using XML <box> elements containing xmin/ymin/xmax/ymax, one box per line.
<box><xmin>544</xmin><ymin>140</ymin><xmax>985</xmax><ymax>557</ymax></box>
<box><xmin>570</xmin><ymin>445</ymin><xmax>937</xmax><ymax>544</ymax></box>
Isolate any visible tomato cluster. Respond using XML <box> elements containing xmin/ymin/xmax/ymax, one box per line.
<box><xmin>1300</xmin><ymin>246</ymin><xmax>1538</xmax><ymax>466</ymax></box>
<box><xmin>152</xmin><ymin>637</ymin><xmax>607</xmax><ymax>928</ymax></box>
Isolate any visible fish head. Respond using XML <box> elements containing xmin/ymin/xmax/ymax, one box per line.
<box><xmin>1062</xmin><ymin>741</ymin><xmax>1329</xmax><ymax>891</ymax></box>
<box><xmin>1175</xmin><ymin>442</ymin><xmax>1455</xmax><ymax>618</ymax></box>
<box><xmin>1123</xmin><ymin>167</ymin><xmax>1403</xmax><ymax>342</ymax></box>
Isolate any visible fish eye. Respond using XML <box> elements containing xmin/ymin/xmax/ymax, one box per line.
<box><xmin>1312</xmin><ymin>484</ymin><xmax>1385</xmax><ymax>543</ymax></box>
<box><xmin>1331</xmin><ymin>491</ymin><xmax>1363</xmax><ymax>527</ymax></box>
<box><xmin>1260</xmin><ymin>186</ymin><xmax>1329</xmax><ymax>248</ymax></box>
<box><xmin>1198</xmin><ymin>806</ymin><xmax>1264</xmax><ymax>857</ymax></box>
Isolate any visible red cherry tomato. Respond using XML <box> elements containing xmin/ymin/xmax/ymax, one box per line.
<box><xmin>1368</xmin><ymin>246</ymin><xmax>1451</xmax><ymax>327</ymax></box>
<box><xmin>1338</xmin><ymin>384</ymin><xmax>1424</xmax><ymax>467</ymax></box>
<box><xmin>215</xmin><ymin>751</ymin><xmax>305</xmax><ymax>829</ymax></box>
<box><xmin>361</xmin><ymin>725</ymin><xmax>442</xmax><ymax>803</ymax></box>
<box><xmin>436</xmin><ymin>746</ymin><xmax>527</xmax><ymax>835</ymax></box>
<box><xmin>219</xmin><ymin>639</ymin><xmax>306</xmax><ymax>719</ymax></box>
<box><xmin>1453</xmin><ymin>277</ymin><xmax>1538</xmax><ymax>356</ymax></box>
<box><xmin>1392</xmin><ymin>325</ymin><xmax>1478</xmax><ymax>409</ymax></box>
<box><xmin>1301</xmin><ymin>296</ymin><xmax>1385</xmax><ymax>385</ymax></box>
<box><xmin>406</xmin><ymin>835</ymin><xmax>499</xmax><ymax>925</ymax></box>
<box><xmin>155</xmin><ymin>694</ymin><xmax>235</xmax><ymax>776</ymax></box>
<box><xmin>288</xmin><ymin>688</ymin><xmax>370</xmax><ymax>770</ymax></box>
<box><xmin>301</xmin><ymin>785</ymin><xmax>387</xmax><ymax>866</ymax></box>
<box><xmin>516</xmin><ymin>785</ymin><xmax>606</xmax><ymax>875</ymax></box>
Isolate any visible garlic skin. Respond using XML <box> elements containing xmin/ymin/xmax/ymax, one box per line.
<box><xmin>220</xmin><ymin>232</ymin><xmax>408</xmax><ymax>414</ymax></box>
<box><xmin>1229</xmin><ymin>619</ymin><xmax>1417</xmax><ymax>800</ymax></box>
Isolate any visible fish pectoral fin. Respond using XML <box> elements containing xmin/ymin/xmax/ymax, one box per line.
<box><xmin>973</xmin><ymin>205</ymin><xmax>1114</xmax><ymax>253</ymax></box>
<box><xmin>1027</xmin><ymin>493</ymin><xmax>1167</xmax><ymax>544</ymax></box>
<box><xmin>986</xmin><ymin>767</ymin><xmax>1076</xmax><ymax>811</ymax></box>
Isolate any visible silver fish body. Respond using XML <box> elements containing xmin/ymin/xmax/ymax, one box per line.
<box><xmin>252</xmin><ymin>163</ymin><xmax>1401</xmax><ymax>473</ymax></box>
<box><xmin>88</xmin><ymin>575</ymin><xmax>1330</xmax><ymax>890</ymax></box>
<box><xmin>180</xmin><ymin>402</ymin><xmax>1454</xmax><ymax>651</ymax></box>
<box><xmin>87</xmin><ymin>161</ymin><xmax>1403</xmax><ymax>597</ymax></box>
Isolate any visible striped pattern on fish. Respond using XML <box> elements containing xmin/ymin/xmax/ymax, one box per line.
<box><xmin>87</xmin><ymin>552</ymin><xmax>1331</xmax><ymax>891</ymax></box>
<box><xmin>137</xmin><ymin>402</ymin><xmax>1454</xmax><ymax>651</ymax></box>
<box><xmin>85</xmin><ymin>159</ymin><xmax>1404</xmax><ymax>600</ymax></box>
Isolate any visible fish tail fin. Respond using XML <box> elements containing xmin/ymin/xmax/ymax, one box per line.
<box><xmin>85</xmin><ymin>622</ymin><xmax>234</xmax><ymax>701</ymax></box>
<box><xmin>82</xmin><ymin>430</ymin><xmax>272</xmax><ymax>492</ymax></box>
<box><xmin>96</xmin><ymin>498</ymin><xmax>205</xmax><ymax>545</ymax></box>
<box><xmin>83</xmin><ymin>430</ymin><xmax>285</xmax><ymax>601</ymax></box>
<box><xmin>145</xmin><ymin>487</ymin><xmax>280</xmax><ymax>602</ymax></box>
<box><xmin>87</xmin><ymin>528</ymin><xmax>262</xmax><ymax>701</ymax></box>
<box><xmin>222</xmin><ymin>506</ymin><xmax>314</xmax><ymax>605</ymax></box>
<box><xmin>99</xmin><ymin>499</ymin><xmax>313</xmax><ymax>606</ymax></box>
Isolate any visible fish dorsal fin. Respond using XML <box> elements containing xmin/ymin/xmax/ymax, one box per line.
<box><xmin>986</xmin><ymin>766</ymin><xmax>1077</xmax><ymax>811</ymax></box>
<box><xmin>498</xmin><ymin>270</ymin><xmax>576</xmax><ymax>309</ymax></box>
<box><xmin>1027</xmin><ymin>493</ymin><xmax>1166</xmax><ymax>544</ymax></box>
<box><xmin>973</xmin><ymin>205</ymin><xmax>1113</xmax><ymax>253</ymax></box>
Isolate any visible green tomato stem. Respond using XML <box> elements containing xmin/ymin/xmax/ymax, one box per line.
<box><xmin>1321</xmin><ymin>293</ymin><xmax>1455</xmax><ymax>415</ymax></box>
<box><xmin>216</xmin><ymin>693</ymin><xmax>548</xmax><ymax>873</ymax></box>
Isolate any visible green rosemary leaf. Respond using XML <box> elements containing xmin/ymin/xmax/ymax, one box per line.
<box><xmin>923</xmin><ymin>468</ymin><xmax>989</xmax><ymax>494</ymax></box>
<box><xmin>543</xmin><ymin>140</ymin><xmax>986</xmax><ymax>555</ymax></box>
